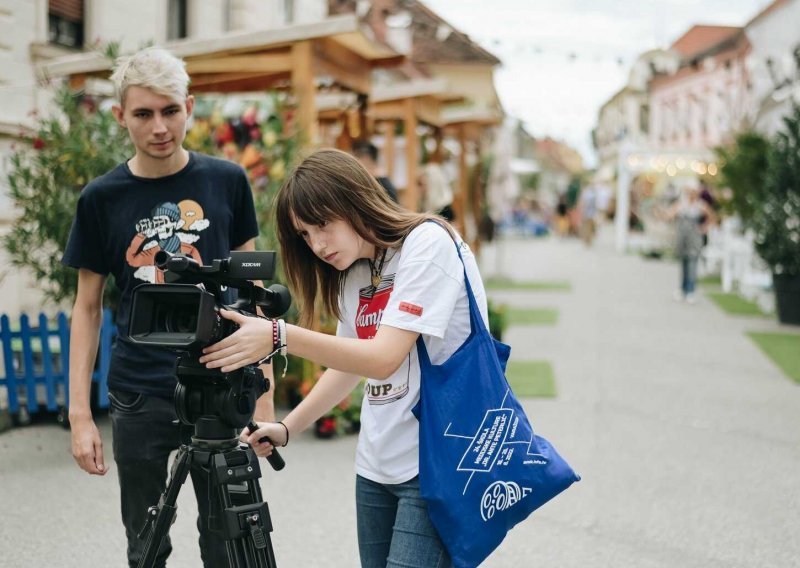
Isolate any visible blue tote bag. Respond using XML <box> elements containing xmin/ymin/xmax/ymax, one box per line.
<box><xmin>412</xmin><ymin>242</ymin><xmax>580</xmax><ymax>568</ymax></box>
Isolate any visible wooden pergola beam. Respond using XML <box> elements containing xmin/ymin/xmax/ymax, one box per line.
<box><xmin>189</xmin><ymin>72</ymin><xmax>290</xmax><ymax>92</ymax></box>
<box><xmin>186</xmin><ymin>52</ymin><xmax>292</xmax><ymax>75</ymax></box>
<box><xmin>313</xmin><ymin>38</ymin><xmax>371</xmax><ymax>95</ymax></box>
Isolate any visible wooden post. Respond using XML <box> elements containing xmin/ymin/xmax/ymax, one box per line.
<box><xmin>431</xmin><ymin>127</ymin><xmax>444</xmax><ymax>163</ymax></box>
<box><xmin>470</xmin><ymin>138</ymin><xmax>482</xmax><ymax>254</ymax></box>
<box><xmin>384</xmin><ymin>121</ymin><xmax>395</xmax><ymax>179</ymax></box>
<box><xmin>291</xmin><ymin>40</ymin><xmax>321</xmax><ymax>384</ymax></box>
<box><xmin>403</xmin><ymin>98</ymin><xmax>419</xmax><ymax>211</ymax></box>
<box><xmin>291</xmin><ymin>41</ymin><xmax>317</xmax><ymax>147</ymax></box>
<box><xmin>454</xmin><ymin>124</ymin><xmax>468</xmax><ymax>235</ymax></box>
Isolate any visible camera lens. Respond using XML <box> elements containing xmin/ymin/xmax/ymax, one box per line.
<box><xmin>153</xmin><ymin>304</ymin><xmax>198</xmax><ymax>334</ymax></box>
<box><xmin>166</xmin><ymin>306</ymin><xmax>199</xmax><ymax>334</ymax></box>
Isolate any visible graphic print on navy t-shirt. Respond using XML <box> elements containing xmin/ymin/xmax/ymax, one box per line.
<box><xmin>125</xmin><ymin>199</ymin><xmax>210</xmax><ymax>283</ymax></box>
<box><xmin>356</xmin><ymin>273</ymin><xmax>410</xmax><ymax>405</ymax></box>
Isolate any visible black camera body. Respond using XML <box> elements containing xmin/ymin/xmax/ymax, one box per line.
<box><xmin>127</xmin><ymin>250</ymin><xmax>291</xmax><ymax>435</ymax></box>
<box><xmin>129</xmin><ymin>250</ymin><xmax>290</xmax><ymax>353</ymax></box>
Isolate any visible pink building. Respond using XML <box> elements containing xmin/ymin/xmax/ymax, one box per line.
<box><xmin>649</xmin><ymin>25</ymin><xmax>752</xmax><ymax>153</ymax></box>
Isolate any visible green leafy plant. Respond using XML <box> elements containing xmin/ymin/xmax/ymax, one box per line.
<box><xmin>3</xmin><ymin>87</ymin><xmax>132</xmax><ymax>308</ymax></box>
<box><xmin>714</xmin><ymin>131</ymin><xmax>770</xmax><ymax>222</ymax></box>
<box><xmin>751</xmin><ymin>105</ymin><xmax>800</xmax><ymax>276</ymax></box>
<box><xmin>487</xmin><ymin>299</ymin><xmax>507</xmax><ymax>341</ymax></box>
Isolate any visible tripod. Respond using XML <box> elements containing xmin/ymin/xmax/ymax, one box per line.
<box><xmin>136</xmin><ymin>357</ymin><xmax>284</xmax><ymax>568</ymax></box>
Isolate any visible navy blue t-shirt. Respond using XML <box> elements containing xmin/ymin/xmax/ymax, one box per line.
<box><xmin>62</xmin><ymin>152</ymin><xmax>259</xmax><ymax>398</ymax></box>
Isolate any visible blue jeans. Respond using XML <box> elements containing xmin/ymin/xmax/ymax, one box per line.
<box><xmin>356</xmin><ymin>474</ymin><xmax>452</xmax><ymax>568</ymax></box>
<box><xmin>108</xmin><ymin>390</ymin><xmax>229</xmax><ymax>568</ymax></box>
<box><xmin>681</xmin><ymin>256</ymin><xmax>699</xmax><ymax>295</ymax></box>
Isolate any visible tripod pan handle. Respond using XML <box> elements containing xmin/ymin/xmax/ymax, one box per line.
<box><xmin>247</xmin><ymin>421</ymin><xmax>286</xmax><ymax>471</ymax></box>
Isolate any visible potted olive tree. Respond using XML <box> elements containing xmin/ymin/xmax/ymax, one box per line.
<box><xmin>715</xmin><ymin>106</ymin><xmax>800</xmax><ymax>325</ymax></box>
<box><xmin>751</xmin><ymin>105</ymin><xmax>800</xmax><ymax>325</ymax></box>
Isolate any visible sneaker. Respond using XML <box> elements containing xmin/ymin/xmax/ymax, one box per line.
<box><xmin>686</xmin><ymin>293</ymin><xmax>697</xmax><ymax>304</ymax></box>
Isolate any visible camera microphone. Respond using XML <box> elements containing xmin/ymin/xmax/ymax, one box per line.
<box><xmin>155</xmin><ymin>250</ymin><xmax>199</xmax><ymax>272</ymax></box>
<box><xmin>262</xmin><ymin>284</ymin><xmax>292</xmax><ymax>315</ymax></box>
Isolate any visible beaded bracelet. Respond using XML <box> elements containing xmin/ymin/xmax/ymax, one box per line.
<box><xmin>257</xmin><ymin>319</ymin><xmax>288</xmax><ymax>379</ymax></box>
<box><xmin>272</xmin><ymin>319</ymin><xmax>280</xmax><ymax>352</ymax></box>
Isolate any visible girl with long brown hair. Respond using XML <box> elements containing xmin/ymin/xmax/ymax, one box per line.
<box><xmin>200</xmin><ymin>148</ymin><xmax>490</xmax><ymax>567</ymax></box>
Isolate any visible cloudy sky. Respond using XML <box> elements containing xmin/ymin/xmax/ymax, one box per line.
<box><xmin>423</xmin><ymin>0</ymin><xmax>774</xmax><ymax>166</ymax></box>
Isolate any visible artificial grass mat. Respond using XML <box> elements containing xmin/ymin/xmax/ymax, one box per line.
<box><xmin>698</xmin><ymin>274</ymin><xmax>722</xmax><ymax>288</ymax></box>
<box><xmin>747</xmin><ymin>332</ymin><xmax>800</xmax><ymax>384</ymax></box>
<box><xmin>506</xmin><ymin>360</ymin><xmax>556</xmax><ymax>397</ymax></box>
<box><xmin>707</xmin><ymin>292</ymin><xmax>769</xmax><ymax>317</ymax></box>
<box><xmin>506</xmin><ymin>307</ymin><xmax>559</xmax><ymax>326</ymax></box>
<box><xmin>485</xmin><ymin>277</ymin><xmax>571</xmax><ymax>292</ymax></box>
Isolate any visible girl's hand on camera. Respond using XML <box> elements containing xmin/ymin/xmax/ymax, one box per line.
<box><xmin>199</xmin><ymin>309</ymin><xmax>273</xmax><ymax>372</ymax></box>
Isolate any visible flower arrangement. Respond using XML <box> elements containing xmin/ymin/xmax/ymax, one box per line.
<box><xmin>185</xmin><ymin>94</ymin><xmax>300</xmax><ymax>254</ymax></box>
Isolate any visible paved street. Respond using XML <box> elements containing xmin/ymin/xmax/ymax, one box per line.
<box><xmin>2</xmin><ymin>225</ymin><xmax>799</xmax><ymax>567</ymax></box>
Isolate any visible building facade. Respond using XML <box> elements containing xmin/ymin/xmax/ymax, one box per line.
<box><xmin>745</xmin><ymin>0</ymin><xmax>800</xmax><ymax>136</ymax></box>
<box><xmin>592</xmin><ymin>49</ymin><xmax>678</xmax><ymax>182</ymax></box>
<box><xmin>648</xmin><ymin>25</ymin><xmax>751</xmax><ymax>153</ymax></box>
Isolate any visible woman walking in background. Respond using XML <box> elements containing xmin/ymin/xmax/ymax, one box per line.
<box><xmin>665</xmin><ymin>185</ymin><xmax>716</xmax><ymax>303</ymax></box>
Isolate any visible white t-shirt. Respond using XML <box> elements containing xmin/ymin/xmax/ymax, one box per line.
<box><xmin>337</xmin><ymin>222</ymin><xmax>489</xmax><ymax>484</ymax></box>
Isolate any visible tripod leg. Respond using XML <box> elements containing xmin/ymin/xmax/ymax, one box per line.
<box><xmin>137</xmin><ymin>445</ymin><xmax>193</xmax><ymax>568</ymax></box>
<box><xmin>212</xmin><ymin>446</ymin><xmax>278</xmax><ymax>568</ymax></box>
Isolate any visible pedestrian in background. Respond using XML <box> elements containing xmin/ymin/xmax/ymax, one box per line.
<box><xmin>578</xmin><ymin>183</ymin><xmax>598</xmax><ymax>246</ymax></box>
<box><xmin>419</xmin><ymin>161</ymin><xmax>454</xmax><ymax>221</ymax></box>
<box><xmin>351</xmin><ymin>139</ymin><xmax>399</xmax><ymax>203</ymax></box>
<box><xmin>663</xmin><ymin>185</ymin><xmax>716</xmax><ymax>303</ymax></box>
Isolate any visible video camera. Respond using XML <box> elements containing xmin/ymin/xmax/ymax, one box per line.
<box><xmin>127</xmin><ymin>250</ymin><xmax>291</xmax><ymax>470</ymax></box>
<box><xmin>129</xmin><ymin>250</ymin><xmax>291</xmax><ymax>351</ymax></box>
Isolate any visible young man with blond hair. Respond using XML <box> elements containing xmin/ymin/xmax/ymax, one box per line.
<box><xmin>62</xmin><ymin>46</ymin><xmax>271</xmax><ymax>567</ymax></box>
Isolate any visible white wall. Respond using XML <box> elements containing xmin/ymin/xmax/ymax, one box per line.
<box><xmin>230</xmin><ymin>0</ymin><xmax>327</xmax><ymax>31</ymax></box>
<box><xmin>293</xmin><ymin>0</ymin><xmax>327</xmax><ymax>24</ymax></box>
<box><xmin>188</xmin><ymin>0</ymin><xmax>229</xmax><ymax>39</ymax></box>
<box><xmin>85</xmin><ymin>0</ymin><xmax>162</xmax><ymax>50</ymax></box>
<box><xmin>0</xmin><ymin>1</ymin><xmax>45</xmax><ymax>129</ymax></box>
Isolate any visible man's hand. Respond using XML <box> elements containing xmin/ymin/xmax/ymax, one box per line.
<box><xmin>70</xmin><ymin>416</ymin><xmax>107</xmax><ymax>475</ymax></box>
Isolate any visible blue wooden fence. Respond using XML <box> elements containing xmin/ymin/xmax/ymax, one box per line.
<box><xmin>0</xmin><ymin>309</ymin><xmax>115</xmax><ymax>416</ymax></box>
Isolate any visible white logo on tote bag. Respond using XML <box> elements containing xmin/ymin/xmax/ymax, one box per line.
<box><xmin>480</xmin><ymin>481</ymin><xmax>532</xmax><ymax>521</ymax></box>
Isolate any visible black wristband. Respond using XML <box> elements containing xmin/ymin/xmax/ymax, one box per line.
<box><xmin>277</xmin><ymin>421</ymin><xmax>289</xmax><ymax>447</ymax></box>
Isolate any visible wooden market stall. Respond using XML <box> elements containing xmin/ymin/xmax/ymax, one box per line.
<box><xmin>37</xmin><ymin>15</ymin><xmax>403</xmax><ymax>147</ymax></box>
<box><xmin>441</xmin><ymin>107</ymin><xmax>503</xmax><ymax>250</ymax></box>
<box><xmin>368</xmin><ymin>78</ymin><xmax>462</xmax><ymax>212</ymax></box>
